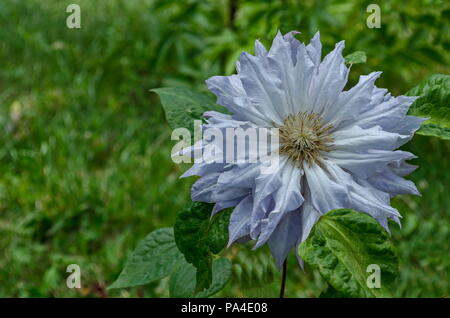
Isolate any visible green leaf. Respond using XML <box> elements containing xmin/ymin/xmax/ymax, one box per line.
<box><xmin>299</xmin><ymin>209</ymin><xmax>398</xmax><ymax>298</ymax></box>
<box><xmin>232</xmin><ymin>244</ymin><xmax>277</xmax><ymax>289</ymax></box>
<box><xmin>208</xmin><ymin>209</ymin><xmax>233</xmax><ymax>254</ymax></box>
<box><xmin>174</xmin><ymin>202</ymin><xmax>231</xmax><ymax>292</ymax></box>
<box><xmin>109</xmin><ymin>228</ymin><xmax>183</xmax><ymax>289</ymax></box>
<box><xmin>169</xmin><ymin>257</ymin><xmax>232</xmax><ymax>298</ymax></box>
<box><xmin>344</xmin><ymin>51</ymin><xmax>367</xmax><ymax>64</ymax></box>
<box><xmin>406</xmin><ymin>74</ymin><xmax>450</xmax><ymax>140</ymax></box>
<box><xmin>319</xmin><ymin>284</ymin><xmax>349</xmax><ymax>298</ymax></box>
<box><xmin>152</xmin><ymin>87</ymin><xmax>228</xmax><ymax>135</ymax></box>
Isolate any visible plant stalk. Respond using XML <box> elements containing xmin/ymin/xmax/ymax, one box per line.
<box><xmin>279</xmin><ymin>259</ymin><xmax>287</xmax><ymax>298</ymax></box>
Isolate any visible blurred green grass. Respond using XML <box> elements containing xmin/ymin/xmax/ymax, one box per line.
<box><xmin>0</xmin><ymin>0</ymin><xmax>448</xmax><ymax>297</ymax></box>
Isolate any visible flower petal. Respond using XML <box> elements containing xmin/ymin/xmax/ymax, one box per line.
<box><xmin>306</xmin><ymin>31</ymin><xmax>322</xmax><ymax>68</ymax></box>
<box><xmin>254</xmin><ymin>160</ymin><xmax>304</xmax><ymax>248</ymax></box>
<box><xmin>367</xmin><ymin>168</ymin><xmax>420</xmax><ymax>197</ymax></box>
<box><xmin>206</xmin><ymin>74</ymin><xmax>272</xmax><ymax>126</ymax></box>
<box><xmin>304</xmin><ymin>163</ymin><xmax>348</xmax><ymax>213</ymax></box>
<box><xmin>308</xmin><ymin>41</ymin><xmax>349</xmax><ymax>115</ymax></box>
<box><xmin>326</xmin><ymin>149</ymin><xmax>416</xmax><ymax>179</ymax></box>
<box><xmin>332</xmin><ymin>125</ymin><xmax>408</xmax><ymax>152</ymax></box>
<box><xmin>325</xmin><ymin>72</ymin><xmax>381</xmax><ymax>129</ymax></box>
<box><xmin>228</xmin><ymin>195</ymin><xmax>254</xmax><ymax>246</ymax></box>
<box><xmin>268</xmin><ymin>210</ymin><xmax>303</xmax><ymax>268</ymax></box>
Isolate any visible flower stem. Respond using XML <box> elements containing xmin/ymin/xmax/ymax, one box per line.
<box><xmin>279</xmin><ymin>259</ymin><xmax>287</xmax><ymax>298</ymax></box>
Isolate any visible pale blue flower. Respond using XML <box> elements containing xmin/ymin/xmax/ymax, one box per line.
<box><xmin>181</xmin><ymin>31</ymin><xmax>424</xmax><ymax>268</ymax></box>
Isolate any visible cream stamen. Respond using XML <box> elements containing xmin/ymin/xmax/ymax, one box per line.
<box><xmin>278</xmin><ymin>112</ymin><xmax>334</xmax><ymax>167</ymax></box>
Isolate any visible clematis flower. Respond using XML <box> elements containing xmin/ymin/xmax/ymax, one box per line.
<box><xmin>180</xmin><ymin>31</ymin><xmax>424</xmax><ymax>268</ymax></box>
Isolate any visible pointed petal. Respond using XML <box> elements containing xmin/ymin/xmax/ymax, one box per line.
<box><xmin>304</xmin><ymin>163</ymin><xmax>348</xmax><ymax>213</ymax></box>
<box><xmin>326</xmin><ymin>149</ymin><xmax>416</xmax><ymax>179</ymax></box>
<box><xmin>308</xmin><ymin>41</ymin><xmax>348</xmax><ymax>115</ymax></box>
<box><xmin>306</xmin><ymin>32</ymin><xmax>322</xmax><ymax>67</ymax></box>
<box><xmin>255</xmin><ymin>161</ymin><xmax>304</xmax><ymax>247</ymax></box>
<box><xmin>325</xmin><ymin>72</ymin><xmax>382</xmax><ymax>129</ymax></box>
<box><xmin>268</xmin><ymin>210</ymin><xmax>302</xmax><ymax>269</ymax></box>
<box><xmin>367</xmin><ymin>168</ymin><xmax>420</xmax><ymax>197</ymax></box>
<box><xmin>228</xmin><ymin>196</ymin><xmax>253</xmax><ymax>246</ymax></box>
<box><xmin>332</xmin><ymin>125</ymin><xmax>408</xmax><ymax>152</ymax></box>
<box><xmin>206</xmin><ymin>74</ymin><xmax>272</xmax><ymax>126</ymax></box>
<box><xmin>238</xmin><ymin>52</ymin><xmax>285</xmax><ymax>124</ymax></box>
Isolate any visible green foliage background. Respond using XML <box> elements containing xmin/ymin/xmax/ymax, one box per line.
<box><xmin>0</xmin><ymin>0</ymin><xmax>448</xmax><ymax>297</ymax></box>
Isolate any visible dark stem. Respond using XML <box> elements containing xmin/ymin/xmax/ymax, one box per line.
<box><xmin>229</xmin><ymin>0</ymin><xmax>238</xmax><ymax>30</ymax></box>
<box><xmin>279</xmin><ymin>259</ymin><xmax>287</xmax><ymax>298</ymax></box>
<box><xmin>221</xmin><ymin>0</ymin><xmax>239</xmax><ymax>72</ymax></box>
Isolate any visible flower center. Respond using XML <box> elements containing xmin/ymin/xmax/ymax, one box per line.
<box><xmin>278</xmin><ymin>112</ymin><xmax>334</xmax><ymax>167</ymax></box>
